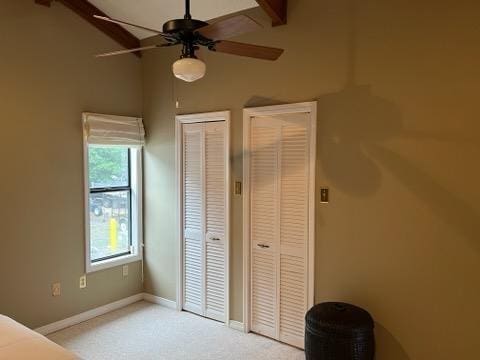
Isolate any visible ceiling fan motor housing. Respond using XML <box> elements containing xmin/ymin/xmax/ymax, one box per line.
<box><xmin>162</xmin><ymin>19</ymin><xmax>209</xmax><ymax>34</ymax></box>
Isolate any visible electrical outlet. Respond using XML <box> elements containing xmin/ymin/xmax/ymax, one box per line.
<box><xmin>52</xmin><ymin>282</ymin><xmax>61</xmax><ymax>297</ymax></box>
<box><xmin>79</xmin><ymin>275</ymin><xmax>87</xmax><ymax>289</ymax></box>
<box><xmin>122</xmin><ymin>265</ymin><xmax>128</xmax><ymax>277</ymax></box>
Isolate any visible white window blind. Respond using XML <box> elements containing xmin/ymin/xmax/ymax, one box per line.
<box><xmin>83</xmin><ymin>113</ymin><xmax>145</xmax><ymax>146</ymax></box>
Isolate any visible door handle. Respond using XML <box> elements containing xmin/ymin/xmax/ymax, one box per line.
<box><xmin>257</xmin><ymin>244</ymin><xmax>270</xmax><ymax>249</ymax></box>
<box><xmin>210</xmin><ymin>237</ymin><xmax>220</xmax><ymax>241</ymax></box>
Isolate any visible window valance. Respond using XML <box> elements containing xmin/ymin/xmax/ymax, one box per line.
<box><xmin>83</xmin><ymin>113</ymin><xmax>145</xmax><ymax>146</ymax></box>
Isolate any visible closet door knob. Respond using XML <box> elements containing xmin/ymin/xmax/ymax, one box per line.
<box><xmin>210</xmin><ymin>237</ymin><xmax>220</xmax><ymax>241</ymax></box>
<box><xmin>257</xmin><ymin>244</ymin><xmax>270</xmax><ymax>249</ymax></box>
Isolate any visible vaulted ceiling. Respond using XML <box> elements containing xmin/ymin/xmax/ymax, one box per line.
<box><xmin>35</xmin><ymin>0</ymin><xmax>287</xmax><ymax>55</ymax></box>
<box><xmin>88</xmin><ymin>0</ymin><xmax>260</xmax><ymax>39</ymax></box>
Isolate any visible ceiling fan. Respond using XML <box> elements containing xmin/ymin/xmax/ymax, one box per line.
<box><xmin>94</xmin><ymin>0</ymin><xmax>284</xmax><ymax>82</ymax></box>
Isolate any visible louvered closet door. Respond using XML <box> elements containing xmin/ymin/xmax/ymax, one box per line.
<box><xmin>249</xmin><ymin>113</ymin><xmax>311</xmax><ymax>349</ymax></box>
<box><xmin>278</xmin><ymin>114</ymin><xmax>309</xmax><ymax>348</ymax></box>
<box><xmin>250</xmin><ymin>117</ymin><xmax>279</xmax><ymax>339</ymax></box>
<box><xmin>204</xmin><ymin>122</ymin><xmax>226</xmax><ymax>322</ymax></box>
<box><xmin>182</xmin><ymin>120</ymin><xmax>227</xmax><ymax>323</ymax></box>
<box><xmin>183</xmin><ymin>123</ymin><xmax>204</xmax><ymax>316</ymax></box>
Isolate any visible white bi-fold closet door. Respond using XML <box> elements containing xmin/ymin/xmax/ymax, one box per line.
<box><xmin>178</xmin><ymin>112</ymin><xmax>230</xmax><ymax>323</ymax></box>
<box><xmin>243</xmin><ymin>103</ymin><xmax>316</xmax><ymax>349</ymax></box>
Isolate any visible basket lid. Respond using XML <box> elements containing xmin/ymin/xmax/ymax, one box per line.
<box><xmin>306</xmin><ymin>302</ymin><xmax>374</xmax><ymax>335</ymax></box>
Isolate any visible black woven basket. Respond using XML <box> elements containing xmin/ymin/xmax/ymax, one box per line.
<box><xmin>305</xmin><ymin>302</ymin><xmax>375</xmax><ymax>360</ymax></box>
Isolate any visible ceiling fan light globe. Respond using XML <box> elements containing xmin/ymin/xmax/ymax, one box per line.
<box><xmin>172</xmin><ymin>58</ymin><xmax>206</xmax><ymax>82</ymax></box>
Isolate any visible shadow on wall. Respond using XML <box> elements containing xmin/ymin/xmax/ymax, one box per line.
<box><xmin>245</xmin><ymin>96</ymin><xmax>290</xmax><ymax>108</ymax></box>
<box><xmin>315</xmin><ymin>0</ymin><xmax>403</xmax><ymax>196</ymax></box>
<box><xmin>317</xmin><ymin>84</ymin><xmax>402</xmax><ymax>196</ymax></box>
<box><xmin>375</xmin><ymin>323</ymin><xmax>411</xmax><ymax>360</ymax></box>
<box><xmin>315</xmin><ymin>0</ymin><xmax>479</xmax><ymax>242</ymax></box>
<box><xmin>315</xmin><ymin>80</ymin><xmax>479</xmax><ymax>254</ymax></box>
<box><xmin>243</xmin><ymin>87</ymin><xmax>403</xmax><ymax>198</ymax></box>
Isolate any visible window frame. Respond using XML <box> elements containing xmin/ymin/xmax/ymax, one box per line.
<box><xmin>83</xmin><ymin>144</ymin><xmax>143</xmax><ymax>273</ymax></box>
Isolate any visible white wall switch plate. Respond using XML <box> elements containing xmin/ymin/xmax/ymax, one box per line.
<box><xmin>52</xmin><ymin>282</ymin><xmax>61</xmax><ymax>297</ymax></box>
<box><xmin>79</xmin><ymin>275</ymin><xmax>87</xmax><ymax>289</ymax></box>
<box><xmin>122</xmin><ymin>265</ymin><xmax>128</xmax><ymax>277</ymax></box>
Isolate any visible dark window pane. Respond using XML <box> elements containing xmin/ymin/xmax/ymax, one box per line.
<box><xmin>88</xmin><ymin>147</ymin><xmax>129</xmax><ymax>189</ymax></box>
<box><xmin>89</xmin><ymin>191</ymin><xmax>130</xmax><ymax>261</ymax></box>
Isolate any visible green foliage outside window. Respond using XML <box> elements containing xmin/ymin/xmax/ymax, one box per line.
<box><xmin>88</xmin><ymin>147</ymin><xmax>129</xmax><ymax>188</ymax></box>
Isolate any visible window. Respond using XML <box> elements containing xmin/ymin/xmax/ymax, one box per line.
<box><xmin>88</xmin><ymin>146</ymin><xmax>131</xmax><ymax>262</ymax></box>
<box><xmin>83</xmin><ymin>113</ymin><xmax>144</xmax><ymax>273</ymax></box>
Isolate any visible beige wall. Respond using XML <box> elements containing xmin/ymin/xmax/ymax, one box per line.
<box><xmin>0</xmin><ymin>1</ymin><xmax>143</xmax><ymax>328</ymax></box>
<box><xmin>142</xmin><ymin>0</ymin><xmax>480</xmax><ymax>358</ymax></box>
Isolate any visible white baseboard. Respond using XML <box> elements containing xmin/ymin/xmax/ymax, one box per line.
<box><xmin>35</xmin><ymin>293</ymin><xmax>144</xmax><ymax>335</ymax></box>
<box><xmin>142</xmin><ymin>293</ymin><xmax>177</xmax><ymax>309</ymax></box>
<box><xmin>229</xmin><ymin>320</ymin><xmax>245</xmax><ymax>332</ymax></box>
<box><xmin>34</xmin><ymin>292</ymin><xmax>178</xmax><ymax>336</ymax></box>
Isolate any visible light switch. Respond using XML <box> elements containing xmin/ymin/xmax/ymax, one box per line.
<box><xmin>320</xmin><ymin>188</ymin><xmax>329</xmax><ymax>203</ymax></box>
<box><xmin>234</xmin><ymin>181</ymin><xmax>242</xmax><ymax>195</ymax></box>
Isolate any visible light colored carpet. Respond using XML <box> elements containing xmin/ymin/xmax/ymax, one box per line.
<box><xmin>48</xmin><ymin>301</ymin><xmax>304</xmax><ymax>360</ymax></box>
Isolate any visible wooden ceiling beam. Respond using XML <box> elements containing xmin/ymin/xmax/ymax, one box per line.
<box><xmin>35</xmin><ymin>0</ymin><xmax>141</xmax><ymax>57</ymax></box>
<box><xmin>255</xmin><ymin>0</ymin><xmax>287</xmax><ymax>26</ymax></box>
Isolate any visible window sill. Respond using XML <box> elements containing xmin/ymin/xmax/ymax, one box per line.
<box><xmin>86</xmin><ymin>253</ymin><xmax>142</xmax><ymax>273</ymax></box>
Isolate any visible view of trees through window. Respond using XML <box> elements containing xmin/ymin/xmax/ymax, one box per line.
<box><xmin>88</xmin><ymin>147</ymin><xmax>129</xmax><ymax>188</ymax></box>
<box><xmin>88</xmin><ymin>147</ymin><xmax>131</xmax><ymax>262</ymax></box>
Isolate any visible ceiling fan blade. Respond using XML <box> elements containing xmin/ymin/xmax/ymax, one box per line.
<box><xmin>212</xmin><ymin>41</ymin><xmax>284</xmax><ymax>61</ymax></box>
<box><xmin>197</xmin><ymin>15</ymin><xmax>262</xmax><ymax>41</ymax></box>
<box><xmin>95</xmin><ymin>44</ymin><xmax>167</xmax><ymax>58</ymax></box>
<box><xmin>94</xmin><ymin>15</ymin><xmax>169</xmax><ymax>37</ymax></box>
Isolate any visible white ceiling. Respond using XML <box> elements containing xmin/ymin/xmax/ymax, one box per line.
<box><xmin>89</xmin><ymin>0</ymin><xmax>259</xmax><ymax>39</ymax></box>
